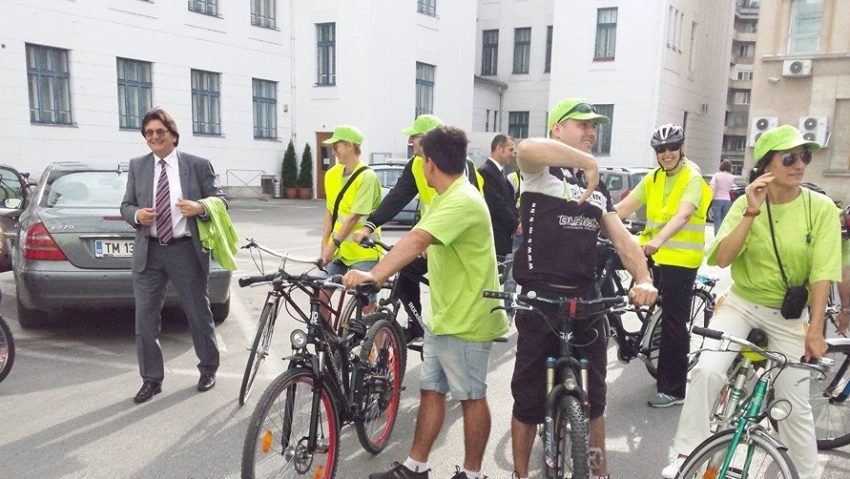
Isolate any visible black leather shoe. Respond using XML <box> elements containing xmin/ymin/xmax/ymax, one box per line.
<box><xmin>197</xmin><ymin>373</ymin><xmax>216</xmax><ymax>392</ymax></box>
<box><xmin>133</xmin><ymin>381</ymin><xmax>162</xmax><ymax>403</ymax></box>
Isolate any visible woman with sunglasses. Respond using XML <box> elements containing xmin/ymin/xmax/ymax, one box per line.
<box><xmin>661</xmin><ymin>125</ymin><xmax>842</xmax><ymax>479</ymax></box>
<box><xmin>616</xmin><ymin>123</ymin><xmax>713</xmax><ymax>409</ymax></box>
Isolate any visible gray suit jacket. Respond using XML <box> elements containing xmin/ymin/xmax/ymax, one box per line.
<box><xmin>120</xmin><ymin>151</ymin><xmax>225</xmax><ymax>275</ymax></box>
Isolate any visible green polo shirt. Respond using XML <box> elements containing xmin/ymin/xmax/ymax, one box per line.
<box><xmin>416</xmin><ymin>176</ymin><xmax>508</xmax><ymax>341</ymax></box>
<box><xmin>707</xmin><ymin>191</ymin><xmax>842</xmax><ymax>308</ymax></box>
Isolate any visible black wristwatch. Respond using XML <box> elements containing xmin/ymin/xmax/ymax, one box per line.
<box><xmin>332</xmin><ymin>236</ymin><xmax>342</xmax><ymax>248</ymax></box>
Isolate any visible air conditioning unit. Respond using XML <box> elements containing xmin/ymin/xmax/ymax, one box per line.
<box><xmin>782</xmin><ymin>59</ymin><xmax>812</xmax><ymax>77</ymax></box>
<box><xmin>798</xmin><ymin>116</ymin><xmax>828</xmax><ymax>147</ymax></box>
<box><xmin>749</xmin><ymin>116</ymin><xmax>778</xmax><ymax>146</ymax></box>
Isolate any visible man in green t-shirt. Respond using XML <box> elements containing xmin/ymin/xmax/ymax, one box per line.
<box><xmin>344</xmin><ymin>125</ymin><xmax>508</xmax><ymax>479</ymax></box>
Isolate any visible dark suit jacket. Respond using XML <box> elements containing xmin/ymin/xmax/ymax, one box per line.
<box><xmin>478</xmin><ymin>159</ymin><xmax>519</xmax><ymax>256</ymax></box>
<box><xmin>120</xmin><ymin>151</ymin><xmax>225</xmax><ymax>275</ymax></box>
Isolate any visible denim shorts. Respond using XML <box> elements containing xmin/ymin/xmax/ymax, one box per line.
<box><xmin>322</xmin><ymin>260</ymin><xmax>378</xmax><ymax>301</ymax></box>
<box><xmin>419</xmin><ymin>330</ymin><xmax>493</xmax><ymax>400</ymax></box>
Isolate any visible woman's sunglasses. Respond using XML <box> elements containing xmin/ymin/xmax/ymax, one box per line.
<box><xmin>653</xmin><ymin>143</ymin><xmax>682</xmax><ymax>154</ymax></box>
<box><xmin>781</xmin><ymin>150</ymin><xmax>812</xmax><ymax>167</ymax></box>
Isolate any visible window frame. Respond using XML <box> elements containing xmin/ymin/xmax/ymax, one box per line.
<box><xmin>592</xmin><ymin>104</ymin><xmax>614</xmax><ymax>155</ymax></box>
<box><xmin>507</xmin><ymin>111</ymin><xmax>529</xmax><ymax>139</ymax></box>
<box><xmin>512</xmin><ymin>27</ymin><xmax>531</xmax><ymax>74</ymax></box>
<box><xmin>251</xmin><ymin>0</ymin><xmax>276</xmax><ymax>29</ymax></box>
<box><xmin>316</xmin><ymin>22</ymin><xmax>336</xmax><ymax>86</ymax></box>
<box><xmin>481</xmin><ymin>29</ymin><xmax>499</xmax><ymax>76</ymax></box>
<box><xmin>116</xmin><ymin>57</ymin><xmax>152</xmax><ymax>130</ymax></box>
<box><xmin>252</xmin><ymin>78</ymin><xmax>277</xmax><ymax>140</ymax></box>
<box><xmin>594</xmin><ymin>7</ymin><xmax>618</xmax><ymax>61</ymax></box>
<box><xmin>26</xmin><ymin>43</ymin><xmax>73</xmax><ymax>125</ymax></box>
<box><xmin>417</xmin><ymin>0</ymin><xmax>437</xmax><ymax>17</ymax></box>
<box><xmin>188</xmin><ymin>0</ymin><xmax>218</xmax><ymax>17</ymax></box>
<box><xmin>190</xmin><ymin>69</ymin><xmax>222</xmax><ymax>136</ymax></box>
<box><xmin>415</xmin><ymin>62</ymin><xmax>435</xmax><ymax>117</ymax></box>
<box><xmin>787</xmin><ymin>0</ymin><xmax>823</xmax><ymax>54</ymax></box>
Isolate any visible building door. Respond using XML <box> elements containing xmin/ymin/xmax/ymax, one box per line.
<box><xmin>316</xmin><ymin>132</ymin><xmax>333</xmax><ymax>199</ymax></box>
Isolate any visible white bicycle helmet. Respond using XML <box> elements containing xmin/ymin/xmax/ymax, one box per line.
<box><xmin>650</xmin><ymin>124</ymin><xmax>685</xmax><ymax>148</ymax></box>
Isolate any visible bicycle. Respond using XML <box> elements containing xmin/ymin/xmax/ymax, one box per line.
<box><xmin>482</xmin><ymin>288</ymin><xmax>627</xmax><ymax>479</ymax></box>
<box><xmin>0</xmin><ymin>315</ymin><xmax>14</xmax><ymax>383</ymax></box>
<box><xmin>595</xmin><ymin>237</ymin><xmax>717</xmax><ymax>378</ymax></box>
<box><xmin>677</xmin><ymin>326</ymin><xmax>832</xmax><ymax>479</ymax></box>
<box><xmin>809</xmin><ymin>334</ymin><xmax>850</xmax><ymax>450</ymax></box>
<box><xmin>237</xmin><ymin>239</ymin><xmax>358</xmax><ymax>406</ymax></box>
<box><xmin>240</xmin><ymin>271</ymin><xmax>404</xmax><ymax>479</ymax></box>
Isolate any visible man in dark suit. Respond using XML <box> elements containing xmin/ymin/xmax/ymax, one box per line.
<box><xmin>120</xmin><ymin>107</ymin><xmax>226</xmax><ymax>403</ymax></box>
<box><xmin>478</xmin><ymin>134</ymin><xmax>519</xmax><ymax>258</ymax></box>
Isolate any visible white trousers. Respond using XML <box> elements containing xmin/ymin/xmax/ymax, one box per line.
<box><xmin>672</xmin><ymin>291</ymin><xmax>821</xmax><ymax>479</ymax></box>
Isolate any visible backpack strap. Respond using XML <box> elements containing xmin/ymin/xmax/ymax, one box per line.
<box><xmin>331</xmin><ymin>165</ymin><xmax>370</xmax><ymax>227</ymax></box>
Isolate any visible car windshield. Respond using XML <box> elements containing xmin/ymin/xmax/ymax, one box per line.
<box><xmin>41</xmin><ymin>170</ymin><xmax>129</xmax><ymax>208</ymax></box>
<box><xmin>374</xmin><ymin>168</ymin><xmax>402</xmax><ymax>189</ymax></box>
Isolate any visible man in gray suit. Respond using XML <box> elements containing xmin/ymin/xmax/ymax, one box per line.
<box><xmin>120</xmin><ymin>107</ymin><xmax>225</xmax><ymax>403</ymax></box>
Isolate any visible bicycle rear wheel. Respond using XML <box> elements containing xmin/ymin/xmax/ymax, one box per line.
<box><xmin>643</xmin><ymin>288</ymin><xmax>714</xmax><ymax>378</ymax></box>
<box><xmin>363</xmin><ymin>311</ymin><xmax>407</xmax><ymax>378</ymax></box>
<box><xmin>239</xmin><ymin>300</ymin><xmax>277</xmax><ymax>406</ymax></box>
<box><xmin>242</xmin><ymin>368</ymin><xmax>339</xmax><ymax>479</ymax></box>
<box><xmin>810</xmin><ymin>346</ymin><xmax>850</xmax><ymax>450</ymax></box>
<box><xmin>678</xmin><ymin>429</ymin><xmax>798</xmax><ymax>479</ymax></box>
<box><xmin>354</xmin><ymin>318</ymin><xmax>403</xmax><ymax>453</ymax></box>
<box><xmin>544</xmin><ymin>395</ymin><xmax>590</xmax><ymax>479</ymax></box>
<box><xmin>0</xmin><ymin>316</ymin><xmax>14</xmax><ymax>383</ymax></box>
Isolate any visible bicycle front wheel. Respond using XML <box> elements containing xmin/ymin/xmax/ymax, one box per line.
<box><xmin>544</xmin><ymin>395</ymin><xmax>590</xmax><ymax>479</ymax></box>
<box><xmin>811</xmin><ymin>347</ymin><xmax>850</xmax><ymax>450</ymax></box>
<box><xmin>679</xmin><ymin>429</ymin><xmax>798</xmax><ymax>479</ymax></box>
<box><xmin>242</xmin><ymin>368</ymin><xmax>339</xmax><ymax>479</ymax></box>
<box><xmin>354</xmin><ymin>318</ymin><xmax>403</xmax><ymax>454</ymax></box>
<box><xmin>643</xmin><ymin>288</ymin><xmax>714</xmax><ymax>378</ymax></box>
<box><xmin>0</xmin><ymin>316</ymin><xmax>14</xmax><ymax>383</ymax></box>
<box><xmin>239</xmin><ymin>299</ymin><xmax>277</xmax><ymax>406</ymax></box>
<box><xmin>363</xmin><ymin>311</ymin><xmax>407</xmax><ymax>379</ymax></box>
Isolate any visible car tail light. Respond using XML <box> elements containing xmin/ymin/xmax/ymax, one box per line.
<box><xmin>23</xmin><ymin>222</ymin><xmax>67</xmax><ymax>261</ymax></box>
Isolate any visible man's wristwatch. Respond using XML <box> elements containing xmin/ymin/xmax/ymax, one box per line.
<box><xmin>332</xmin><ymin>236</ymin><xmax>342</xmax><ymax>248</ymax></box>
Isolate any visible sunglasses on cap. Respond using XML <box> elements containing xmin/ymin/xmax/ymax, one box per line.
<box><xmin>780</xmin><ymin>150</ymin><xmax>812</xmax><ymax>167</ymax></box>
<box><xmin>555</xmin><ymin>103</ymin><xmax>598</xmax><ymax>125</ymax></box>
<box><xmin>653</xmin><ymin>143</ymin><xmax>682</xmax><ymax>154</ymax></box>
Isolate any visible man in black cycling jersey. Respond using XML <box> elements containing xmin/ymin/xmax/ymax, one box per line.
<box><xmin>509</xmin><ymin>98</ymin><xmax>657</xmax><ymax>479</ymax></box>
<box><xmin>352</xmin><ymin>114</ymin><xmax>483</xmax><ymax>343</ymax></box>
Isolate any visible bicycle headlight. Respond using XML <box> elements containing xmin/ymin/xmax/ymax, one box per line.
<box><xmin>767</xmin><ymin>399</ymin><xmax>792</xmax><ymax>422</ymax></box>
<box><xmin>290</xmin><ymin>329</ymin><xmax>308</xmax><ymax>350</ymax></box>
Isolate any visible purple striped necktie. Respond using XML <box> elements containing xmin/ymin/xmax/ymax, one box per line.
<box><xmin>155</xmin><ymin>159</ymin><xmax>173</xmax><ymax>244</ymax></box>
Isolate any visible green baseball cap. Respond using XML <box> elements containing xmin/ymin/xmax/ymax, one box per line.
<box><xmin>753</xmin><ymin>124</ymin><xmax>821</xmax><ymax>163</ymax></box>
<box><xmin>322</xmin><ymin>125</ymin><xmax>364</xmax><ymax>145</ymax></box>
<box><xmin>547</xmin><ymin>98</ymin><xmax>610</xmax><ymax>131</ymax></box>
<box><xmin>401</xmin><ymin>114</ymin><xmax>443</xmax><ymax>136</ymax></box>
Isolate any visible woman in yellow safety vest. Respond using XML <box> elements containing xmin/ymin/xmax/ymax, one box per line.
<box><xmin>615</xmin><ymin>123</ymin><xmax>712</xmax><ymax>408</ymax></box>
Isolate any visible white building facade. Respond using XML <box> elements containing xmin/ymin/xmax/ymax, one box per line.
<box><xmin>472</xmin><ymin>0</ymin><xmax>734</xmax><ymax>172</ymax></box>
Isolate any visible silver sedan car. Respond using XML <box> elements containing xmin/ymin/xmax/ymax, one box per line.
<box><xmin>7</xmin><ymin>162</ymin><xmax>231</xmax><ymax>328</ymax></box>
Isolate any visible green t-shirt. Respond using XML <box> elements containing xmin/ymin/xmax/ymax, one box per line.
<box><xmin>707</xmin><ymin>192</ymin><xmax>842</xmax><ymax>308</ymax></box>
<box><xmin>631</xmin><ymin>159</ymin><xmax>705</xmax><ymax>208</ymax></box>
<box><xmin>416</xmin><ymin>176</ymin><xmax>508</xmax><ymax>341</ymax></box>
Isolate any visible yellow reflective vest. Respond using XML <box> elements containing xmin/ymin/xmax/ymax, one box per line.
<box><xmin>324</xmin><ymin>162</ymin><xmax>382</xmax><ymax>265</ymax></box>
<box><xmin>639</xmin><ymin>163</ymin><xmax>712</xmax><ymax>268</ymax></box>
<box><xmin>411</xmin><ymin>156</ymin><xmax>484</xmax><ymax>214</ymax></box>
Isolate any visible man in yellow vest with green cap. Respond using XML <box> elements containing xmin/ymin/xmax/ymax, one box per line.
<box><xmin>615</xmin><ymin>123</ymin><xmax>712</xmax><ymax>408</ymax></box>
<box><xmin>320</xmin><ymin>125</ymin><xmax>383</xmax><ymax>299</ymax></box>
<box><xmin>353</xmin><ymin>114</ymin><xmax>483</xmax><ymax>344</ymax></box>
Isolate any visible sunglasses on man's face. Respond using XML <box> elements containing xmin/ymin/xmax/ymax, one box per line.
<box><xmin>555</xmin><ymin>103</ymin><xmax>598</xmax><ymax>125</ymax></box>
<box><xmin>781</xmin><ymin>150</ymin><xmax>812</xmax><ymax>167</ymax></box>
<box><xmin>653</xmin><ymin>143</ymin><xmax>682</xmax><ymax>154</ymax></box>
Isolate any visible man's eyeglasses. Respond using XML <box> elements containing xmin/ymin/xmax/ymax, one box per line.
<box><xmin>144</xmin><ymin>128</ymin><xmax>170</xmax><ymax>138</ymax></box>
<box><xmin>781</xmin><ymin>150</ymin><xmax>812</xmax><ymax>167</ymax></box>
<box><xmin>653</xmin><ymin>143</ymin><xmax>682</xmax><ymax>154</ymax></box>
<box><xmin>555</xmin><ymin>103</ymin><xmax>598</xmax><ymax>125</ymax></box>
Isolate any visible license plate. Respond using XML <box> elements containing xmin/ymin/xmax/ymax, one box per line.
<box><xmin>95</xmin><ymin>239</ymin><xmax>134</xmax><ymax>258</ymax></box>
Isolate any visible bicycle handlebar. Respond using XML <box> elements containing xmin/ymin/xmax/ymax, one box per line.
<box><xmin>241</xmin><ymin>238</ymin><xmax>321</xmax><ymax>265</ymax></box>
<box><xmin>358</xmin><ymin>238</ymin><xmax>393</xmax><ymax>252</ymax></box>
<box><xmin>483</xmin><ymin>289</ymin><xmax>627</xmax><ymax>318</ymax></box>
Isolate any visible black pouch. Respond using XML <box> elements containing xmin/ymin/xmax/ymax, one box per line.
<box><xmin>780</xmin><ymin>285</ymin><xmax>808</xmax><ymax>320</ymax></box>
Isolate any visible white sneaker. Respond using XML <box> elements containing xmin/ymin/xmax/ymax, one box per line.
<box><xmin>661</xmin><ymin>456</ymin><xmax>686</xmax><ymax>479</ymax></box>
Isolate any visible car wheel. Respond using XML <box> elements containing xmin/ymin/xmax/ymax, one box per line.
<box><xmin>16</xmin><ymin>295</ymin><xmax>48</xmax><ymax>329</ymax></box>
<box><xmin>211</xmin><ymin>297</ymin><xmax>230</xmax><ymax>324</ymax></box>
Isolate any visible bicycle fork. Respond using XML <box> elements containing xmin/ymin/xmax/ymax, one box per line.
<box><xmin>542</xmin><ymin>356</ymin><xmax>589</xmax><ymax>469</ymax></box>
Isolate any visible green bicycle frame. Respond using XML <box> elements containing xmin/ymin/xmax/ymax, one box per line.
<box><xmin>717</xmin><ymin>366</ymin><xmax>772</xmax><ymax>477</ymax></box>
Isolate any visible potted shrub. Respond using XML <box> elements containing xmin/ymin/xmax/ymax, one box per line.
<box><xmin>281</xmin><ymin>140</ymin><xmax>298</xmax><ymax>199</ymax></box>
<box><xmin>297</xmin><ymin>143</ymin><xmax>314</xmax><ymax>199</ymax></box>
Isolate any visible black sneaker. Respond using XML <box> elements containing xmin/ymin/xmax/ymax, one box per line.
<box><xmin>404</xmin><ymin>322</ymin><xmax>424</xmax><ymax>344</ymax></box>
<box><xmin>369</xmin><ymin>462</ymin><xmax>430</xmax><ymax>479</ymax></box>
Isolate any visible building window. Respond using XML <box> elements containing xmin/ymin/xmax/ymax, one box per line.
<box><xmin>688</xmin><ymin>22</ymin><xmax>697</xmax><ymax>72</ymax></box>
<box><xmin>191</xmin><ymin>69</ymin><xmax>221</xmax><ymax>135</ymax></box>
<box><xmin>26</xmin><ymin>44</ymin><xmax>72</xmax><ymax>125</ymax></box>
<box><xmin>592</xmin><ymin>104</ymin><xmax>614</xmax><ymax>155</ymax></box>
<box><xmin>666</xmin><ymin>6</ymin><xmax>675</xmax><ymax>48</ymax></box>
<box><xmin>737</xmin><ymin>71</ymin><xmax>753</xmax><ymax>81</ymax></box>
<box><xmin>545</xmin><ymin>25</ymin><xmax>553</xmax><ymax>73</ymax></box>
<box><xmin>481</xmin><ymin>29</ymin><xmax>499</xmax><ymax>76</ymax></box>
<box><xmin>251</xmin><ymin>0</ymin><xmax>276</xmax><ymax>29</ymax></box>
<box><xmin>485</xmin><ymin>109</ymin><xmax>490</xmax><ymax>132</ymax></box>
<box><xmin>117</xmin><ymin>58</ymin><xmax>152</xmax><ymax>130</ymax></box>
<box><xmin>253</xmin><ymin>79</ymin><xmax>277</xmax><ymax>139</ymax></box>
<box><xmin>594</xmin><ymin>8</ymin><xmax>617</xmax><ymax>60</ymax></box>
<box><xmin>415</xmin><ymin>62</ymin><xmax>435</xmax><ymax>117</ymax></box>
<box><xmin>512</xmin><ymin>27</ymin><xmax>531</xmax><ymax>74</ymax></box>
<box><xmin>417</xmin><ymin>0</ymin><xmax>436</xmax><ymax>17</ymax></box>
<box><xmin>738</xmin><ymin>44</ymin><xmax>754</xmax><ymax>57</ymax></box>
<box><xmin>733</xmin><ymin>91</ymin><xmax>751</xmax><ymax>105</ymax></box>
<box><xmin>316</xmin><ymin>23</ymin><xmax>336</xmax><ymax>86</ymax></box>
<box><xmin>188</xmin><ymin>0</ymin><xmax>218</xmax><ymax>16</ymax></box>
<box><xmin>727</xmin><ymin>137</ymin><xmax>746</xmax><ymax>151</ymax></box>
<box><xmin>742</xmin><ymin>21</ymin><xmax>757</xmax><ymax>33</ymax></box>
<box><xmin>788</xmin><ymin>0</ymin><xmax>823</xmax><ymax>54</ymax></box>
<box><xmin>508</xmin><ymin>111</ymin><xmax>529</xmax><ymax>139</ymax></box>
